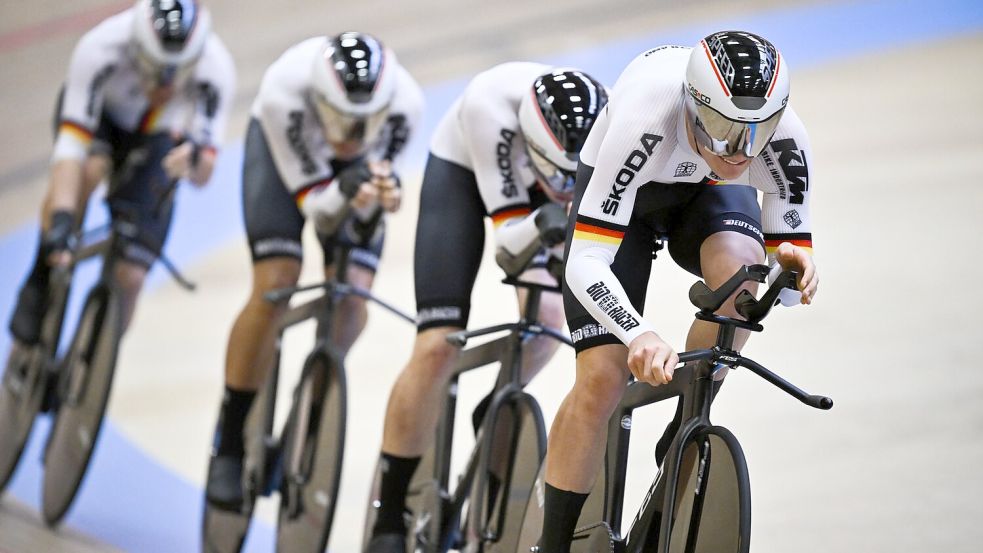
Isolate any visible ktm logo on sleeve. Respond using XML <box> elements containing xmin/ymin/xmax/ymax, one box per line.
<box><xmin>601</xmin><ymin>133</ymin><xmax>663</xmax><ymax>216</ymax></box>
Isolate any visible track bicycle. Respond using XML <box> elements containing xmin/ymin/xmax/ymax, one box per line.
<box><xmin>203</xmin><ymin>248</ymin><xmax>415</xmax><ymax>553</ymax></box>
<box><xmin>515</xmin><ymin>264</ymin><xmax>833</xmax><ymax>552</ymax></box>
<box><xmin>0</xmin><ymin>176</ymin><xmax>194</xmax><ymax>526</ymax></box>
<box><xmin>363</xmin><ymin>276</ymin><xmax>572</xmax><ymax>553</ymax></box>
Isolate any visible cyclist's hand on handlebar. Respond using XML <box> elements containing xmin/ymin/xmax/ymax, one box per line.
<box><xmin>43</xmin><ymin>210</ymin><xmax>76</xmax><ymax>267</ymax></box>
<box><xmin>370</xmin><ymin>160</ymin><xmax>401</xmax><ymax>213</ymax></box>
<box><xmin>162</xmin><ymin>142</ymin><xmax>196</xmax><ymax>182</ymax></box>
<box><xmin>627</xmin><ymin>331</ymin><xmax>679</xmax><ymax>386</ymax></box>
<box><xmin>774</xmin><ymin>242</ymin><xmax>818</xmax><ymax>304</ymax></box>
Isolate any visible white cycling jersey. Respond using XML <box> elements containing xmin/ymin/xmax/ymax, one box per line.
<box><xmin>567</xmin><ymin>45</ymin><xmax>815</xmax><ymax>346</ymax></box>
<box><xmin>52</xmin><ymin>7</ymin><xmax>235</xmax><ymax>162</ymax></box>
<box><xmin>430</xmin><ymin>61</ymin><xmax>550</xmax><ymax>232</ymax></box>
<box><xmin>250</xmin><ymin>37</ymin><xmax>424</xmax><ymax>197</ymax></box>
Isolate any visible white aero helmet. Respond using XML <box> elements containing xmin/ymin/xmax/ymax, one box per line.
<box><xmin>685</xmin><ymin>31</ymin><xmax>789</xmax><ymax>158</ymax></box>
<box><xmin>518</xmin><ymin>68</ymin><xmax>608</xmax><ymax>199</ymax></box>
<box><xmin>131</xmin><ymin>0</ymin><xmax>210</xmax><ymax>88</ymax></box>
<box><xmin>310</xmin><ymin>32</ymin><xmax>397</xmax><ymax>145</ymax></box>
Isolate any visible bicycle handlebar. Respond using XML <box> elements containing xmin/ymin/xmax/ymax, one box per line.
<box><xmin>264</xmin><ymin>280</ymin><xmax>415</xmax><ymax>324</ymax></box>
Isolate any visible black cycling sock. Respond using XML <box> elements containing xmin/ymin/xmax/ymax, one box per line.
<box><xmin>214</xmin><ymin>386</ymin><xmax>257</xmax><ymax>457</ymax></box>
<box><xmin>372</xmin><ymin>452</ymin><xmax>422</xmax><ymax>536</ymax></box>
<box><xmin>540</xmin><ymin>483</ymin><xmax>589</xmax><ymax>553</ymax></box>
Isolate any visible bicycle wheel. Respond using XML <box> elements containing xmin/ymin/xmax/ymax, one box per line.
<box><xmin>41</xmin><ymin>285</ymin><xmax>122</xmax><ymax>526</ymax></box>
<box><xmin>653</xmin><ymin>426</ymin><xmax>750</xmax><ymax>553</ymax></box>
<box><xmin>0</xmin><ymin>347</ymin><xmax>46</xmax><ymax>493</ymax></box>
<box><xmin>202</xmin><ymin>360</ymin><xmax>279</xmax><ymax>553</ymax></box>
<box><xmin>276</xmin><ymin>348</ymin><xmax>347</xmax><ymax>552</ymax></box>
<box><xmin>463</xmin><ymin>391</ymin><xmax>546</xmax><ymax>553</ymax></box>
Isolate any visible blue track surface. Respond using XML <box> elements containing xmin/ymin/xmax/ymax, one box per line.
<box><xmin>0</xmin><ymin>0</ymin><xmax>980</xmax><ymax>550</ymax></box>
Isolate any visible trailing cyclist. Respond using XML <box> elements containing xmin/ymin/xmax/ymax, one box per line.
<box><xmin>4</xmin><ymin>0</ymin><xmax>234</xmax><ymax>395</ymax></box>
<box><xmin>539</xmin><ymin>31</ymin><xmax>820</xmax><ymax>551</ymax></box>
<box><xmin>204</xmin><ymin>32</ymin><xmax>424</xmax><ymax>511</ymax></box>
<box><xmin>363</xmin><ymin>62</ymin><xmax>609</xmax><ymax>553</ymax></box>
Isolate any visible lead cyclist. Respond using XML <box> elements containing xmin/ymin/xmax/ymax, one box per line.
<box><xmin>539</xmin><ymin>31</ymin><xmax>820</xmax><ymax>551</ymax></box>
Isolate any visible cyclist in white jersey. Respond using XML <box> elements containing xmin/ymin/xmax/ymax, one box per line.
<box><xmin>364</xmin><ymin>62</ymin><xmax>609</xmax><ymax>553</ymax></box>
<box><xmin>6</xmin><ymin>0</ymin><xmax>234</xmax><ymax>369</ymax></box>
<box><xmin>205</xmin><ymin>32</ymin><xmax>424</xmax><ymax>510</ymax></box>
<box><xmin>539</xmin><ymin>32</ymin><xmax>820</xmax><ymax>551</ymax></box>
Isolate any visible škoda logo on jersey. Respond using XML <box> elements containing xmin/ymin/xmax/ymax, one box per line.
<box><xmin>586</xmin><ymin>281</ymin><xmax>641</xmax><ymax>333</ymax></box>
<box><xmin>601</xmin><ymin>133</ymin><xmax>663</xmax><ymax>216</ymax></box>
<box><xmin>497</xmin><ymin>128</ymin><xmax>518</xmax><ymax>198</ymax></box>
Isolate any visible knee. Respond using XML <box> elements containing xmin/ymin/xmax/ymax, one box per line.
<box><xmin>248</xmin><ymin>260</ymin><xmax>301</xmax><ymax>312</ymax></box>
<box><xmin>405</xmin><ymin>330</ymin><xmax>459</xmax><ymax>383</ymax></box>
<box><xmin>537</xmin><ymin>294</ymin><xmax>566</xmax><ymax>332</ymax></box>
<box><xmin>115</xmin><ymin>264</ymin><xmax>147</xmax><ymax>296</ymax></box>
<box><xmin>570</xmin><ymin>360</ymin><xmax>629</xmax><ymax>420</ymax></box>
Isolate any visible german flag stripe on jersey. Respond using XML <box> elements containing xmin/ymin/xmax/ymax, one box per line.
<box><xmin>765</xmin><ymin>233</ymin><xmax>813</xmax><ymax>254</ymax></box>
<box><xmin>138</xmin><ymin>106</ymin><xmax>163</xmax><ymax>134</ymax></box>
<box><xmin>573</xmin><ymin>215</ymin><xmax>626</xmax><ymax>246</ymax></box>
<box><xmin>293</xmin><ymin>177</ymin><xmax>333</xmax><ymax>209</ymax></box>
<box><xmin>59</xmin><ymin>120</ymin><xmax>93</xmax><ymax>143</ymax></box>
<box><xmin>490</xmin><ymin>204</ymin><xmax>531</xmax><ymax>227</ymax></box>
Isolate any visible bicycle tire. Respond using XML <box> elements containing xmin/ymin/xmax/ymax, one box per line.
<box><xmin>201</xmin><ymin>357</ymin><xmax>280</xmax><ymax>553</ymax></box>
<box><xmin>276</xmin><ymin>348</ymin><xmax>347</xmax><ymax>552</ymax></box>
<box><xmin>0</xmin><ymin>347</ymin><xmax>46</xmax><ymax>493</ymax></box>
<box><xmin>40</xmin><ymin>285</ymin><xmax>122</xmax><ymax>526</ymax></box>
<box><xmin>651</xmin><ymin>425</ymin><xmax>750</xmax><ymax>553</ymax></box>
<box><xmin>462</xmin><ymin>391</ymin><xmax>546</xmax><ymax>553</ymax></box>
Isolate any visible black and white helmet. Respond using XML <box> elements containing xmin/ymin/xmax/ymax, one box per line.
<box><xmin>685</xmin><ymin>31</ymin><xmax>789</xmax><ymax>158</ymax></box>
<box><xmin>518</xmin><ymin>69</ymin><xmax>608</xmax><ymax>198</ymax></box>
<box><xmin>130</xmin><ymin>0</ymin><xmax>210</xmax><ymax>87</ymax></box>
<box><xmin>310</xmin><ymin>31</ymin><xmax>396</xmax><ymax>145</ymax></box>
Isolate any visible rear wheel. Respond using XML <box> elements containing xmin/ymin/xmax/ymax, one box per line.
<box><xmin>657</xmin><ymin>426</ymin><xmax>750</xmax><ymax>553</ymax></box>
<box><xmin>276</xmin><ymin>348</ymin><xmax>347</xmax><ymax>552</ymax></box>
<box><xmin>463</xmin><ymin>391</ymin><xmax>546</xmax><ymax>553</ymax></box>
<box><xmin>40</xmin><ymin>286</ymin><xmax>122</xmax><ymax>526</ymax></box>
<box><xmin>0</xmin><ymin>346</ymin><xmax>46</xmax><ymax>493</ymax></box>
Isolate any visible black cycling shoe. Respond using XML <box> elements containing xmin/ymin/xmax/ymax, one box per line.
<box><xmin>205</xmin><ymin>453</ymin><xmax>245</xmax><ymax>511</ymax></box>
<box><xmin>363</xmin><ymin>533</ymin><xmax>406</xmax><ymax>553</ymax></box>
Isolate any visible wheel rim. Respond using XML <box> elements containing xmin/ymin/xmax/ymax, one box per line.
<box><xmin>0</xmin><ymin>348</ymin><xmax>46</xmax><ymax>492</ymax></box>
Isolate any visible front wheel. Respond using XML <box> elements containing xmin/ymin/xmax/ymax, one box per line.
<box><xmin>40</xmin><ymin>286</ymin><xmax>123</xmax><ymax>526</ymax></box>
<box><xmin>276</xmin><ymin>348</ymin><xmax>347</xmax><ymax>552</ymax></box>
<box><xmin>463</xmin><ymin>391</ymin><xmax>546</xmax><ymax>553</ymax></box>
<box><xmin>645</xmin><ymin>426</ymin><xmax>750</xmax><ymax>553</ymax></box>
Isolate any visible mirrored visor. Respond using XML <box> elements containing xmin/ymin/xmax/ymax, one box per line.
<box><xmin>527</xmin><ymin>145</ymin><xmax>576</xmax><ymax>195</ymax></box>
<box><xmin>312</xmin><ymin>94</ymin><xmax>390</xmax><ymax>145</ymax></box>
<box><xmin>132</xmin><ymin>45</ymin><xmax>197</xmax><ymax>89</ymax></box>
<box><xmin>687</xmin><ymin>96</ymin><xmax>785</xmax><ymax>158</ymax></box>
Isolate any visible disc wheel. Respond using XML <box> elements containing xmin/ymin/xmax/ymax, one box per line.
<box><xmin>275</xmin><ymin>349</ymin><xmax>347</xmax><ymax>552</ymax></box>
<box><xmin>41</xmin><ymin>287</ymin><xmax>122</xmax><ymax>526</ymax></box>
<box><xmin>462</xmin><ymin>391</ymin><xmax>546</xmax><ymax>553</ymax></box>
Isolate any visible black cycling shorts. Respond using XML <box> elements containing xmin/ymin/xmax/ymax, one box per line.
<box><xmin>241</xmin><ymin>118</ymin><xmax>384</xmax><ymax>271</ymax></box>
<box><xmin>563</xmin><ymin>163</ymin><xmax>766</xmax><ymax>353</ymax></box>
<box><xmin>54</xmin><ymin>88</ymin><xmax>177</xmax><ymax>269</ymax></box>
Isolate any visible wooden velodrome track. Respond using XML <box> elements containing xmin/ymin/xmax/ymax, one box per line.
<box><xmin>1</xmin><ymin>0</ymin><xmax>981</xmax><ymax>551</ymax></box>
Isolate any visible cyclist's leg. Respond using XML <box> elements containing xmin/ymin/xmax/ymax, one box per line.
<box><xmin>317</xmin><ymin>213</ymin><xmax>386</xmax><ymax>358</ymax></box>
<box><xmin>540</xmin><ymin>164</ymin><xmax>658</xmax><ymax>552</ymax></box>
<box><xmin>105</xmin><ymin>132</ymin><xmax>180</xmax><ymax>331</ymax></box>
<box><xmin>207</xmin><ymin>120</ymin><xmax>304</xmax><ymax>508</ymax></box>
<box><xmin>652</xmin><ymin>184</ymin><xmax>766</xmax><ymax>463</ymax></box>
<box><xmin>368</xmin><ymin>155</ymin><xmax>485</xmax><ymax>543</ymax></box>
<box><xmin>516</xmin><ymin>262</ymin><xmax>565</xmax><ymax>381</ymax></box>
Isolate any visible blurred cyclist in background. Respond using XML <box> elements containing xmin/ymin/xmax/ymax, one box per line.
<box><xmin>205</xmin><ymin>31</ymin><xmax>424</xmax><ymax>511</ymax></box>
<box><xmin>5</xmin><ymin>0</ymin><xmax>234</xmax><ymax>375</ymax></box>
<box><xmin>364</xmin><ymin>62</ymin><xmax>608</xmax><ymax>553</ymax></box>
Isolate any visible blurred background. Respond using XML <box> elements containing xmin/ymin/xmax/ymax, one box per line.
<box><xmin>1</xmin><ymin>0</ymin><xmax>981</xmax><ymax>551</ymax></box>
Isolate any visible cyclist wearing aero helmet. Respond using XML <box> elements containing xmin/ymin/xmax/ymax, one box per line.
<box><xmin>363</xmin><ymin>63</ymin><xmax>607</xmax><ymax>553</ymax></box>
<box><xmin>5</xmin><ymin>0</ymin><xmax>234</xmax><ymax>366</ymax></box>
<box><xmin>538</xmin><ymin>31</ymin><xmax>819</xmax><ymax>551</ymax></box>
<box><xmin>205</xmin><ymin>32</ymin><xmax>423</xmax><ymax>511</ymax></box>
